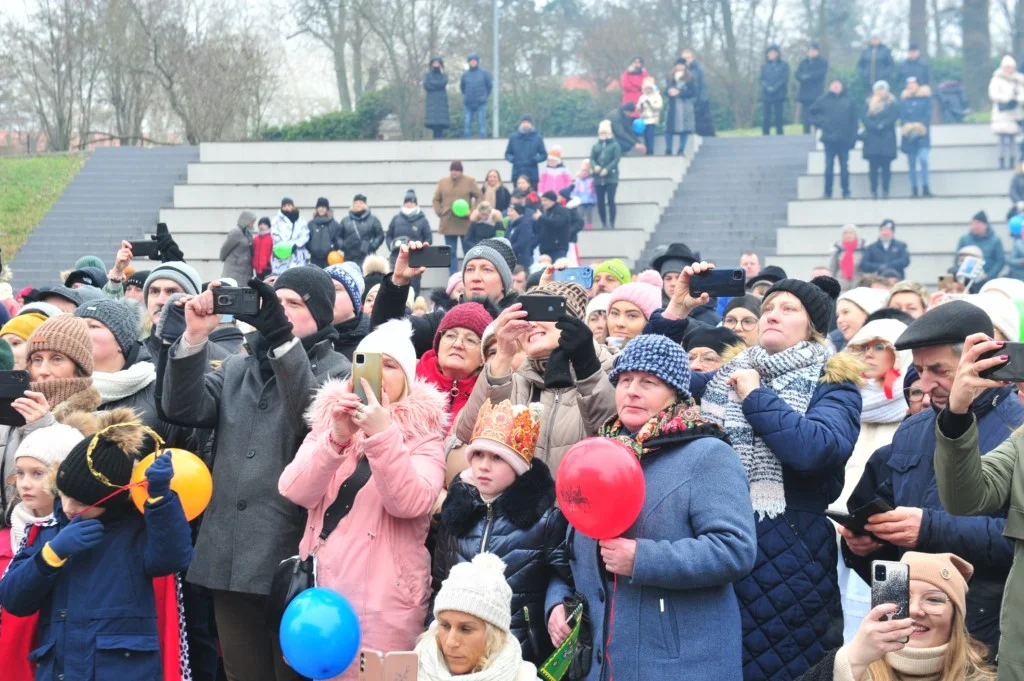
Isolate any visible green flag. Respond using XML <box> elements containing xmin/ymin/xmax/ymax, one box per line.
<box><xmin>538</xmin><ymin>603</ymin><xmax>585</xmax><ymax>681</ymax></box>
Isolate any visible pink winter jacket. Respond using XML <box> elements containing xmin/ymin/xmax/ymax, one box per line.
<box><xmin>278</xmin><ymin>378</ymin><xmax>448</xmax><ymax>680</ymax></box>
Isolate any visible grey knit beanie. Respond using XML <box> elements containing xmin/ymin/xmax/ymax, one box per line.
<box><xmin>463</xmin><ymin>243</ymin><xmax>513</xmax><ymax>294</ymax></box>
<box><xmin>143</xmin><ymin>262</ymin><xmax>202</xmax><ymax>303</ymax></box>
<box><xmin>76</xmin><ymin>299</ymin><xmax>142</xmax><ymax>357</ymax></box>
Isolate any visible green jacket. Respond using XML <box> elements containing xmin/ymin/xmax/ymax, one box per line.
<box><xmin>589</xmin><ymin>138</ymin><xmax>621</xmax><ymax>186</ymax></box>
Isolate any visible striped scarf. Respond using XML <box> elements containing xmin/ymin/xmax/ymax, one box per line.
<box><xmin>701</xmin><ymin>342</ymin><xmax>829</xmax><ymax>519</ymax></box>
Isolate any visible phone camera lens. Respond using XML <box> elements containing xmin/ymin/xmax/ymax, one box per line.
<box><xmin>733</xmin><ymin>271</ymin><xmax>743</xmax><ymax>280</ymax></box>
<box><xmin>355</xmin><ymin>354</ymin><xmax>365</xmax><ymax>364</ymax></box>
<box><xmin>874</xmin><ymin>565</ymin><xmax>887</xmax><ymax>582</ymax></box>
<box><xmin>217</xmin><ymin>295</ymin><xmax>230</xmax><ymax>305</ymax></box>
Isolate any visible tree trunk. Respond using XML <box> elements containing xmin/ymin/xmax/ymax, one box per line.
<box><xmin>962</xmin><ymin>0</ymin><xmax>991</xmax><ymax>110</ymax></box>
<box><xmin>333</xmin><ymin>32</ymin><xmax>353</xmax><ymax>112</ymax></box>
<box><xmin>1015</xmin><ymin>0</ymin><xmax>1024</xmax><ymax>61</ymax></box>
<box><xmin>931</xmin><ymin>0</ymin><xmax>945</xmax><ymax>57</ymax></box>
<box><xmin>717</xmin><ymin>0</ymin><xmax>741</xmax><ymax>128</ymax></box>
<box><xmin>910</xmin><ymin>0</ymin><xmax>928</xmax><ymax>57</ymax></box>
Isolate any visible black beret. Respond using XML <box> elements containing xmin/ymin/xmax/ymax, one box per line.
<box><xmin>894</xmin><ymin>300</ymin><xmax>993</xmax><ymax>351</ymax></box>
<box><xmin>683</xmin><ymin>326</ymin><xmax>744</xmax><ymax>355</ymax></box>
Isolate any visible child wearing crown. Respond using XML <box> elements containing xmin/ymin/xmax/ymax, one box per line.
<box><xmin>431</xmin><ymin>399</ymin><xmax>573</xmax><ymax>665</ymax></box>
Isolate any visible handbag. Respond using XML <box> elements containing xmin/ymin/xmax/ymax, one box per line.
<box><xmin>268</xmin><ymin>455</ymin><xmax>372</xmax><ymax>627</ymax></box>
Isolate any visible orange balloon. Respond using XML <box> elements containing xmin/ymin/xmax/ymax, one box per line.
<box><xmin>131</xmin><ymin>449</ymin><xmax>213</xmax><ymax>521</ymax></box>
<box><xmin>327</xmin><ymin>250</ymin><xmax>345</xmax><ymax>265</ymax></box>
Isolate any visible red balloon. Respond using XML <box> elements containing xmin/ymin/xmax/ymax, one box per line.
<box><xmin>556</xmin><ymin>437</ymin><xmax>645</xmax><ymax>540</ymax></box>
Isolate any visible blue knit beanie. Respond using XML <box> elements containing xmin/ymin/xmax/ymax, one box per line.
<box><xmin>608</xmin><ymin>334</ymin><xmax>691</xmax><ymax>397</ymax></box>
<box><xmin>324</xmin><ymin>264</ymin><xmax>364</xmax><ymax>317</ymax></box>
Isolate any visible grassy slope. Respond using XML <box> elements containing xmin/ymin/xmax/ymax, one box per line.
<box><xmin>0</xmin><ymin>153</ymin><xmax>87</xmax><ymax>259</ymax></box>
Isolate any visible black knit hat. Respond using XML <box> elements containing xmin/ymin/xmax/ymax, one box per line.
<box><xmin>894</xmin><ymin>300</ymin><xmax>993</xmax><ymax>351</ymax></box>
<box><xmin>125</xmin><ymin>270</ymin><xmax>150</xmax><ymax>290</ymax></box>
<box><xmin>746</xmin><ymin>265</ymin><xmax>788</xmax><ymax>289</ymax></box>
<box><xmin>57</xmin><ymin>417</ymin><xmax>153</xmax><ymax>509</ymax></box>
<box><xmin>973</xmin><ymin>211</ymin><xmax>989</xmax><ymax>225</ymax></box>
<box><xmin>683</xmin><ymin>326</ymin><xmax>744</xmax><ymax>354</ymax></box>
<box><xmin>724</xmin><ymin>294</ymin><xmax>762</xmax><ymax>318</ymax></box>
<box><xmin>274</xmin><ymin>266</ymin><xmax>336</xmax><ymax>330</ymax></box>
<box><xmin>763</xmin><ymin>276</ymin><xmax>841</xmax><ymax>336</ymax></box>
<box><xmin>316</xmin><ymin>197</ymin><xmax>330</xmax><ymax>210</ymax></box>
<box><xmin>281</xmin><ymin>197</ymin><xmax>295</xmax><ymax>208</ymax></box>
<box><xmin>541</xmin><ymin>190</ymin><xmax>558</xmax><ymax>202</ymax></box>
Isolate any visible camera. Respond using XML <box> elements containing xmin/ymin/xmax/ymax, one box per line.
<box><xmin>874</xmin><ymin>564</ymin><xmax>887</xmax><ymax>582</ymax></box>
<box><xmin>212</xmin><ymin>287</ymin><xmax>260</xmax><ymax>316</ymax></box>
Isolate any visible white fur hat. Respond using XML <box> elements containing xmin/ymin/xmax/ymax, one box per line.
<box><xmin>353</xmin><ymin>318</ymin><xmax>417</xmax><ymax>389</ymax></box>
<box><xmin>837</xmin><ymin>287</ymin><xmax>888</xmax><ymax>316</ymax></box>
<box><xmin>848</xmin><ymin>319</ymin><xmax>913</xmax><ymax>371</ymax></box>
<box><xmin>980</xmin><ymin>277</ymin><xmax>1024</xmax><ymax>302</ymax></box>
<box><xmin>433</xmin><ymin>553</ymin><xmax>513</xmax><ymax>633</ymax></box>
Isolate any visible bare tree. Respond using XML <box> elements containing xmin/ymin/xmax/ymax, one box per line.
<box><xmin>962</xmin><ymin>0</ymin><xmax>992</xmax><ymax>108</ymax></box>
<box><xmin>910</xmin><ymin>0</ymin><xmax>929</xmax><ymax>56</ymax></box>
<box><xmin>291</xmin><ymin>0</ymin><xmax>363</xmax><ymax>110</ymax></box>
<box><xmin>99</xmin><ymin>0</ymin><xmax>152</xmax><ymax>145</ymax></box>
<box><xmin>996</xmin><ymin>0</ymin><xmax>1024</xmax><ymax>60</ymax></box>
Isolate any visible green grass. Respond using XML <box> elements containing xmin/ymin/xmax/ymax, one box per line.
<box><xmin>0</xmin><ymin>153</ymin><xmax>87</xmax><ymax>259</ymax></box>
<box><xmin>719</xmin><ymin>124</ymin><xmax>806</xmax><ymax>137</ymax></box>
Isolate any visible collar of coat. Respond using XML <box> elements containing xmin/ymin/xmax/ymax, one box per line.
<box><xmin>305</xmin><ymin>375</ymin><xmax>450</xmax><ymax>441</ymax></box>
<box><xmin>901</xmin><ymin>84</ymin><xmax>932</xmax><ymax>100</ymax></box>
<box><xmin>718</xmin><ymin>342</ymin><xmax>865</xmax><ymax>386</ymax></box>
<box><xmin>442</xmin><ymin>459</ymin><xmax>555</xmax><ymax>534</ymax></box>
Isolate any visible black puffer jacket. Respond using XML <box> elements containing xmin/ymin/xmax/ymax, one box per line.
<box><xmin>386</xmin><ymin>208</ymin><xmax>432</xmax><ymax>250</ymax></box>
<box><xmin>432</xmin><ymin>460</ymin><xmax>572</xmax><ymax>664</ymax></box>
<box><xmin>307</xmin><ymin>215</ymin><xmax>344</xmax><ymax>267</ymax></box>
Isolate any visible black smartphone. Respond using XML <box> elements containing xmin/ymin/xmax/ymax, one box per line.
<box><xmin>0</xmin><ymin>370</ymin><xmax>30</xmax><ymax>427</ymax></box>
<box><xmin>213</xmin><ymin>287</ymin><xmax>260</xmax><ymax>316</ymax></box>
<box><xmin>128</xmin><ymin>239</ymin><xmax>160</xmax><ymax>258</ymax></box>
<box><xmin>871</xmin><ymin>560</ymin><xmax>911</xmax><ymax>641</ymax></box>
<box><xmin>827</xmin><ymin>497</ymin><xmax>894</xmax><ymax>537</ymax></box>
<box><xmin>553</xmin><ymin>267</ymin><xmax>594</xmax><ymax>289</ymax></box>
<box><xmin>979</xmin><ymin>342</ymin><xmax>1024</xmax><ymax>381</ymax></box>
<box><xmin>690</xmin><ymin>268</ymin><xmax>746</xmax><ymax>298</ymax></box>
<box><xmin>520</xmin><ymin>295</ymin><xmax>567</xmax><ymax>322</ymax></box>
<box><xmin>408</xmin><ymin>245</ymin><xmax>452</xmax><ymax>268</ymax></box>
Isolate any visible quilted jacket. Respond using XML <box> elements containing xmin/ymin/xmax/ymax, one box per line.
<box><xmin>431</xmin><ymin>459</ymin><xmax>571</xmax><ymax>664</ymax></box>
<box><xmin>690</xmin><ymin>351</ymin><xmax>863</xmax><ymax>681</ymax></box>
<box><xmin>843</xmin><ymin>385</ymin><xmax>1024</xmax><ymax>657</ymax></box>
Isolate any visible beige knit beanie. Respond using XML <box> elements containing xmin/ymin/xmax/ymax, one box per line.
<box><xmin>27</xmin><ymin>315</ymin><xmax>94</xmax><ymax>376</ymax></box>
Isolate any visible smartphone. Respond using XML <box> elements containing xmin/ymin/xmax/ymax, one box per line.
<box><xmin>689</xmin><ymin>268</ymin><xmax>746</xmax><ymax>298</ymax></box>
<box><xmin>979</xmin><ymin>341</ymin><xmax>1024</xmax><ymax>381</ymax></box>
<box><xmin>520</xmin><ymin>295</ymin><xmax>566</xmax><ymax>322</ymax></box>
<box><xmin>128</xmin><ymin>239</ymin><xmax>160</xmax><ymax>258</ymax></box>
<box><xmin>359</xmin><ymin>650</ymin><xmax>384</xmax><ymax>681</ymax></box>
<box><xmin>212</xmin><ymin>287</ymin><xmax>260</xmax><ymax>316</ymax></box>
<box><xmin>408</xmin><ymin>245</ymin><xmax>452</xmax><ymax>268</ymax></box>
<box><xmin>871</xmin><ymin>560</ymin><xmax>911</xmax><ymax>641</ymax></box>
<box><xmin>937</xmin><ymin>274</ymin><xmax>955</xmax><ymax>289</ymax></box>
<box><xmin>359</xmin><ymin>650</ymin><xmax>417</xmax><ymax>681</ymax></box>
<box><xmin>553</xmin><ymin>267</ymin><xmax>594</xmax><ymax>289</ymax></box>
<box><xmin>827</xmin><ymin>497</ymin><xmax>894</xmax><ymax>536</ymax></box>
<box><xmin>353</xmin><ymin>352</ymin><xmax>383</xmax><ymax>405</ymax></box>
<box><xmin>0</xmin><ymin>370</ymin><xmax>29</xmax><ymax>427</ymax></box>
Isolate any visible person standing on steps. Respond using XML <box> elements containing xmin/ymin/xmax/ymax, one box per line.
<box><xmin>760</xmin><ymin>44</ymin><xmax>790</xmax><ymax>136</ymax></box>
<box><xmin>590</xmin><ymin>120</ymin><xmax>621</xmax><ymax>230</ymax></box>
<box><xmin>620</xmin><ymin>56</ymin><xmax>649</xmax><ymax>109</ymax></box>
<box><xmin>664</xmin><ymin>58</ymin><xmax>697</xmax><ymax>155</ymax></box>
<box><xmin>682</xmin><ymin>48</ymin><xmax>716</xmax><ymax>136</ymax></box>
<box><xmin>859</xmin><ymin>219</ymin><xmax>911</xmax><ymax>280</ymax></box>
<box><xmin>460</xmin><ymin>51</ymin><xmax>492</xmax><ymax>139</ymax></box>
<box><xmin>899</xmin><ymin>77</ymin><xmax>933</xmax><ymax>198</ymax></box>
<box><xmin>988</xmin><ymin>55</ymin><xmax>1024</xmax><ymax>169</ymax></box>
<box><xmin>896</xmin><ymin>43</ymin><xmax>930</xmax><ymax>86</ymax></box>
<box><xmin>862</xmin><ymin>80</ymin><xmax>900</xmax><ymax>201</ymax></box>
<box><xmin>504</xmin><ymin>115</ymin><xmax>547</xmax><ymax>189</ymax></box>
<box><xmin>796</xmin><ymin>42</ymin><xmax>829</xmax><ymax>134</ymax></box>
<box><xmin>306</xmin><ymin>197</ymin><xmax>344</xmax><ymax>268</ymax></box>
<box><xmin>856</xmin><ymin>36</ymin><xmax>895</xmax><ymax>92</ymax></box>
<box><xmin>423</xmin><ymin>56</ymin><xmax>450</xmax><ymax>140</ymax></box>
<box><xmin>270</xmin><ymin>197</ymin><xmax>310</xmax><ymax>274</ymax></box>
<box><xmin>220</xmin><ymin>210</ymin><xmax>256</xmax><ymax>284</ymax></box>
<box><xmin>810</xmin><ymin>79</ymin><xmax>859</xmax><ymax>200</ymax></box>
<box><xmin>339</xmin><ymin>194</ymin><xmax>385</xmax><ymax>268</ymax></box>
<box><xmin>433</xmin><ymin>161</ymin><xmax>483</xmax><ymax>276</ymax></box>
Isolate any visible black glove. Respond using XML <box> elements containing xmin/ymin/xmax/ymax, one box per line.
<box><xmin>236</xmin><ymin>278</ymin><xmax>294</xmax><ymax>347</ymax></box>
<box><xmin>556</xmin><ymin>315</ymin><xmax>601</xmax><ymax>380</ymax></box>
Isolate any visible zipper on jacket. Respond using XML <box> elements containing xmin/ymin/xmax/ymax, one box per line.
<box><xmin>544</xmin><ymin>391</ymin><xmax>563</xmax><ymax>456</ymax></box>
<box><xmin>480</xmin><ymin>502</ymin><xmax>495</xmax><ymax>552</ymax></box>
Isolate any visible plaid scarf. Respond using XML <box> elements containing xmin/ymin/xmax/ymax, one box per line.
<box><xmin>600</xmin><ymin>397</ymin><xmax>724</xmax><ymax>458</ymax></box>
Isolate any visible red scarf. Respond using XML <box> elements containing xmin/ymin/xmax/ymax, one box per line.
<box><xmin>882</xmin><ymin>367</ymin><xmax>901</xmax><ymax>400</ymax></box>
<box><xmin>415</xmin><ymin>350</ymin><xmax>479</xmax><ymax>432</ymax></box>
<box><xmin>840</xmin><ymin>240</ymin><xmax>858</xmax><ymax>280</ymax></box>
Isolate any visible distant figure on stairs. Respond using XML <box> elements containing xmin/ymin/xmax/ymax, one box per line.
<box><xmin>664</xmin><ymin>59</ymin><xmax>697</xmax><ymax>155</ymax></box>
<box><xmin>896</xmin><ymin>43</ymin><xmax>930</xmax><ymax>86</ymax></box>
<box><xmin>620</xmin><ymin>56</ymin><xmax>649</xmax><ymax>108</ymax></box>
<box><xmin>270</xmin><ymin>197</ymin><xmax>310</xmax><ymax>275</ymax></box>
<box><xmin>856</xmin><ymin>36</ymin><xmax>894</xmax><ymax>92</ymax></box>
<box><xmin>339</xmin><ymin>193</ymin><xmax>385</xmax><ymax>268</ymax></box>
<box><xmin>433</xmin><ymin>160</ymin><xmax>483</xmax><ymax>275</ymax></box>
<box><xmin>590</xmin><ymin>121</ymin><xmax>621</xmax><ymax>229</ymax></box>
<box><xmin>608</xmin><ymin>102</ymin><xmax>646</xmax><ymax>155</ymax></box>
<box><xmin>220</xmin><ymin>210</ymin><xmax>256</xmax><ymax>283</ymax></box>
<box><xmin>899</xmin><ymin>77</ymin><xmax>933</xmax><ymax>198</ymax></box>
<box><xmin>938</xmin><ymin>80</ymin><xmax>970</xmax><ymax>123</ymax></box>
<box><xmin>423</xmin><ymin>56</ymin><xmax>450</xmax><ymax>140</ymax></box>
<box><xmin>759</xmin><ymin>44</ymin><xmax>790</xmax><ymax>136</ymax></box>
<box><xmin>861</xmin><ymin>80</ymin><xmax>899</xmax><ymax>200</ymax></box>
<box><xmin>460</xmin><ymin>51</ymin><xmax>492</xmax><ymax>138</ymax></box>
<box><xmin>796</xmin><ymin>42</ymin><xmax>829</xmax><ymax>134</ymax></box>
<box><xmin>504</xmin><ymin>115</ymin><xmax>547</xmax><ymax>188</ymax></box>
<box><xmin>636</xmin><ymin>78</ymin><xmax>663</xmax><ymax>155</ymax></box>
<box><xmin>681</xmin><ymin>48</ymin><xmax>716</xmax><ymax>136</ymax></box>
<box><xmin>829</xmin><ymin>223</ymin><xmax>867</xmax><ymax>291</ymax></box>
<box><xmin>810</xmin><ymin>79</ymin><xmax>858</xmax><ymax>199</ymax></box>
<box><xmin>859</xmin><ymin>219</ymin><xmax>911</xmax><ymax>280</ymax></box>
<box><xmin>954</xmin><ymin>211</ymin><xmax>1005</xmax><ymax>282</ymax></box>
<box><xmin>306</xmin><ymin>197</ymin><xmax>345</xmax><ymax>268</ymax></box>
<box><xmin>988</xmin><ymin>55</ymin><xmax>1024</xmax><ymax>169</ymax></box>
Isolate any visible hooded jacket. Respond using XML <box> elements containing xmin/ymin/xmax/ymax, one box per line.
<box><xmin>589</xmin><ymin>137</ymin><xmax>622</xmax><ymax>186</ymax></box>
<box><xmin>861</xmin><ymin>90</ymin><xmax>899</xmax><ymax>161</ymax></box>
<box><xmin>279</xmin><ymin>377</ymin><xmax>447</xmax><ymax>680</ymax></box>
<box><xmin>796</xmin><ymin>54</ymin><xmax>829</xmax><ymax>103</ymax></box>
<box><xmin>432</xmin><ymin>461</ymin><xmax>571</xmax><ymax>663</ymax></box>
<box><xmin>424</xmin><ymin>57</ymin><xmax>450</xmax><ymax>128</ymax></box>
<box><xmin>988</xmin><ymin>66</ymin><xmax>1024</xmax><ymax>136</ymax></box>
<box><xmin>307</xmin><ymin>214</ymin><xmax>345</xmax><ymax>267</ymax></box>
<box><xmin>387</xmin><ymin>208</ymin><xmax>432</xmax><ymax>250</ymax></box>
<box><xmin>340</xmin><ymin>209</ymin><xmax>385</xmax><ymax>266</ymax></box>
<box><xmin>270</xmin><ymin>210</ymin><xmax>310</xmax><ymax>274</ymax></box>
<box><xmin>220</xmin><ymin>224</ymin><xmax>254</xmax><ymax>283</ymax></box>
<box><xmin>460</xmin><ymin>53</ymin><xmax>492</xmax><ymax>109</ymax></box>
<box><xmin>954</xmin><ymin>225</ymin><xmax>1006</xmax><ymax>279</ymax></box>
<box><xmin>899</xmin><ymin>84</ymin><xmax>933</xmax><ymax>154</ymax></box>
<box><xmin>760</xmin><ymin>46</ymin><xmax>790</xmax><ymax>103</ymax></box>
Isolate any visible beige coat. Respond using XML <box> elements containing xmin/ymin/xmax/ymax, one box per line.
<box><xmin>454</xmin><ymin>344</ymin><xmax>617</xmax><ymax>477</ymax></box>
<box><xmin>989</xmin><ymin>68</ymin><xmax>1024</xmax><ymax>136</ymax></box>
<box><xmin>432</xmin><ymin>174</ymin><xmax>483</xmax><ymax>236</ymax></box>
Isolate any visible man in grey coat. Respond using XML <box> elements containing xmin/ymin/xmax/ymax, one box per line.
<box><xmin>163</xmin><ymin>266</ymin><xmax>350</xmax><ymax>681</ymax></box>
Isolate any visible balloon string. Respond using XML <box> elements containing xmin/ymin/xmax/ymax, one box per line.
<box><xmin>606</xmin><ymin>573</ymin><xmax>617</xmax><ymax>681</ymax></box>
<box><xmin>67</xmin><ymin>480</ymin><xmax>148</xmax><ymax>520</ymax></box>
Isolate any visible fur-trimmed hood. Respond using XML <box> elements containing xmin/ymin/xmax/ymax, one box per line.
<box><xmin>442</xmin><ymin>459</ymin><xmax>556</xmax><ymax>534</ymax></box>
<box><xmin>901</xmin><ymin>84</ymin><xmax>932</xmax><ymax>99</ymax></box>
<box><xmin>52</xmin><ymin>386</ymin><xmax>102</xmax><ymax>421</ymax></box>
<box><xmin>867</xmin><ymin>90</ymin><xmax>897</xmax><ymax>115</ymax></box>
<box><xmin>718</xmin><ymin>342</ymin><xmax>864</xmax><ymax>386</ymax></box>
<box><xmin>306</xmin><ymin>375</ymin><xmax>450</xmax><ymax>445</ymax></box>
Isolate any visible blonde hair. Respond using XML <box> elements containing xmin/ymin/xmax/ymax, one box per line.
<box><xmin>760</xmin><ymin>291</ymin><xmax>828</xmax><ymax>345</ymax></box>
<box><xmin>866</xmin><ymin>607</ymin><xmax>995</xmax><ymax>681</ymax></box>
<box><xmin>888</xmin><ymin>280</ymin><xmax>928</xmax><ymax>309</ymax></box>
<box><xmin>423</xmin><ymin>620</ymin><xmax>508</xmax><ymax>674</ymax></box>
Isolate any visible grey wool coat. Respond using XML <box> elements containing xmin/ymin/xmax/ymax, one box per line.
<box><xmin>220</xmin><ymin>226</ymin><xmax>254</xmax><ymax>283</ymax></box>
<box><xmin>162</xmin><ymin>336</ymin><xmax>350</xmax><ymax>595</ymax></box>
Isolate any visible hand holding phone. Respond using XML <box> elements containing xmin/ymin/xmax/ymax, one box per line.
<box><xmin>689</xmin><ymin>268</ymin><xmax>746</xmax><ymax>298</ymax></box>
<box><xmin>0</xmin><ymin>371</ymin><xmax>30</xmax><ymax>427</ymax></box>
<box><xmin>128</xmin><ymin>238</ymin><xmax>160</xmax><ymax>259</ymax></box>
<box><xmin>870</xmin><ymin>560</ymin><xmax>911</xmax><ymax>643</ymax></box>
<box><xmin>353</xmin><ymin>352</ymin><xmax>383</xmax><ymax>405</ymax></box>
<box><xmin>407</xmin><ymin>245</ymin><xmax>452</xmax><ymax>269</ymax></box>
<box><xmin>212</xmin><ymin>287</ymin><xmax>260</xmax><ymax>316</ymax></box>
<box><xmin>393</xmin><ymin>241</ymin><xmax>430</xmax><ymax>286</ymax></box>
<box><xmin>520</xmin><ymin>295</ymin><xmax>566</xmax><ymax>322</ymax></box>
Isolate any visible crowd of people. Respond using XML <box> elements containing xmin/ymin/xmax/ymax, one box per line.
<box><xmin>1</xmin><ymin>196</ymin><xmax>1024</xmax><ymax>681</ymax></box>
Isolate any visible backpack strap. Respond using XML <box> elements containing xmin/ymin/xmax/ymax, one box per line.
<box><xmin>319</xmin><ymin>456</ymin><xmax>372</xmax><ymax>541</ymax></box>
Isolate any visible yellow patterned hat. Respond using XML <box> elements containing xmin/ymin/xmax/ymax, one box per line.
<box><xmin>466</xmin><ymin>400</ymin><xmax>542</xmax><ymax>475</ymax></box>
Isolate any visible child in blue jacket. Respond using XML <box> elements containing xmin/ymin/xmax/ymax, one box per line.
<box><xmin>0</xmin><ymin>414</ymin><xmax>193</xmax><ymax>681</ymax></box>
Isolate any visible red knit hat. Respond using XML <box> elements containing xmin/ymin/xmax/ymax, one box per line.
<box><xmin>433</xmin><ymin>302</ymin><xmax>496</xmax><ymax>353</ymax></box>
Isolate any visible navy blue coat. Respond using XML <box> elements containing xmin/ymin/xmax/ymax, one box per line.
<box><xmin>899</xmin><ymin>88</ymin><xmax>932</xmax><ymax>154</ymax></box>
<box><xmin>0</xmin><ymin>496</ymin><xmax>193</xmax><ymax>681</ymax></box>
<box><xmin>460</xmin><ymin>55</ymin><xmax>492</xmax><ymax>109</ymax></box>
<box><xmin>546</xmin><ymin>429</ymin><xmax>758</xmax><ymax>681</ymax></box>
<box><xmin>859</xmin><ymin>238</ymin><xmax>911</xmax><ymax>279</ymax></box>
<box><xmin>689</xmin><ymin>353</ymin><xmax>862</xmax><ymax>681</ymax></box>
<box><xmin>506</xmin><ymin>214</ymin><xmax>535</xmax><ymax>268</ymax></box>
<box><xmin>504</xmin><ymin>130</ymin><xmax>547</xmax><ymax>187</ymax></box>
<box><xmin>843</xmin><ymin>387</ymin><xmax>1024</xmax><ymax>656</ymax></box>
<box><xmin>760</xmin><ymin>51</ymin><xmax>791</xmax><ymax>103</ymax></box>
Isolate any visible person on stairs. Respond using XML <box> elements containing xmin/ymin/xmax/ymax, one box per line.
<box><xmin>900</xmin><ymin>77</ymin><xmax>933</xmax><ymax>198</ymax></box>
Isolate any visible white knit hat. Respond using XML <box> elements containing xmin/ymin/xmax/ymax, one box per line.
<box><xmin>433</xmin><ymin>553</ymin><xmax>513</xmax><ymax>632</ymax></box>
<box><xmin>354</xmin><ymin>318</ymin><xmax>417</xmax><ymax>389</ymax></box>
<box><xmin>966</xmin><ymin>294</ymin><xmax>1021</xmax><ymax>342</ymax></box>
<box><xmin>13</xmin><ymin>422</ymin><xmax>85</xmax><ymax>472</ymax></box>
<box><xmin>847</xmin><ymin>319</ymin><xmax>912</xmax><ymax>371</ymax></box>
<box><xmin>586</xmin><ymin>293</ymin><xmax>611</xmax><ymax>319</ymax></box>
<box><xmin>837</xmin><ymin>287</ymin><xmax>888</xmax><ymax>316</ymax></box>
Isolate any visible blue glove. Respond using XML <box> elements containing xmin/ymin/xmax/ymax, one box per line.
<box><xmin>145</xmin><ymin>451</ymin><xmax>175</xmax><ymax>499</ymax></box>
<box><xmin>49</xmin><ymin>517</ymin><xmax>105</xmax><ymax>559</ymax></box>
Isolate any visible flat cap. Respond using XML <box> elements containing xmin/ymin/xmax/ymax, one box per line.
<box><xmin>894</xmin><ymin>300</ymin><xmax>993</xmax><ymax>351</ymax></box>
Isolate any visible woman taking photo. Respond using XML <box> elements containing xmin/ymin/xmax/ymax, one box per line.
<box><xmin>546</xmin><ymin>333</ymin><xmax>757</xmax><ymax>681</ymax></box>
<box><xmin>796</xmin><ymin>552</ymin><xmax>995</xmax><ymax>681</ymax></box>
<box><xmin>278</xmin><ymin>319</ymin><xmax>448</xmax><ymax>679</ymax></box>
<box><xmin>861</xmin><ymin>81</ymin><xmax>899</xmax><ymax>200</ymax></box>
<box><xmin>666</xmin><ymin>264</ymin><xmax>861</xmax><ymax>681</ymax></box>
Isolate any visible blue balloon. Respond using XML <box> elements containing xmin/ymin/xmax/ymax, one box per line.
<box><xmin>632</xmin><ymin>118</ymin><xmax>646</xmax><ymax>134</ymax></box>
<box><xmin>1011</xmin><ymin>214</ymin><xmax>1024</xmax><ymax>238</ymax></box>
<box><xmin>280</xmin><ymin>588</ymin><xmax>361</xmax><ymax>679</ymax></box>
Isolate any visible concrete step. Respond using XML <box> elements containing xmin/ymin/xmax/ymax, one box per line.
<box><xmin>788</xmin><ymin>195</ymin><xmax>1006</xmax><ymax>227</ymax></box>
<box><xmin>807</xmin><ymin>146</ymin><xmax>1001</xmax><ymax>174</ymax></box>
<box><xmin>797</xmin><ymin>169</ymin><xmax>1015</xmax><ymax>200</ymax></box>
<box><xmin>777</xmin><ymin>224</ymin><xmax>1009</xmax><ymax>256</ymax></box>
<box><xmin>813</xmin><ymin>124</ymin><xmax>994</xmax><ymax>150</ymax></box>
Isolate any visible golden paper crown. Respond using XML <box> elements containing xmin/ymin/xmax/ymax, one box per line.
<box><xmin>470</xmin><ymin>399</ymin><xmax>542</xmax><ymax>467</ymax></box>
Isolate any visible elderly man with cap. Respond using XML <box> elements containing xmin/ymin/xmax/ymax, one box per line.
<box><xmin>651</xmin><ymin>242</ymin><xmax>722</xmax><ymax>326</ymax></box>
<box><xmin>374</xmin><ymin>238</ymin><xmax>519</xmax><ymax>358</ymax></box>
<box><xmin>860</xmin><ymin>219</ymin><xmax>911</xmax><ymax>280</ymax></box>
<box><xmin>325</xmin><ymin>262</ymin><xmax>369</xmax><ymax>360</ymax></box>
<box><xmin>841</xmin><ymin>300</ymin><xmax>1021</xmax><ymax>657</ymax></box>
<box><xmin>338</xmin><ymin>193</ymin><xmax>385</xmax><ymax>267</ymax></box>
<box><xmin>433</xmin><ymin>160</ymin><xmax>484</xmax><ymax>275</ymax></box>
<box><xmin>163</xmin><ymin>267</ymin><xmax>349</xmax><ymax>681</ymax></box>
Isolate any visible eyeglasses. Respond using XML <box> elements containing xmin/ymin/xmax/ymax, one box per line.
<box><xmin>850</xmin><ymin>342</ymin><xmax>888</xmax><ymax>355</ymax></box>
<box><xmin>724</xmin><ymin>316</ymin><xmax>758</xmax><ymax>330</ymax></box>
<box><xmin>440</xmin><ymin>330</ymin><xmax>480</xmax><ymax>348</ymax></box>
<box><xmin>688</xmin><ymin>352</ymin><xmax>720</xmax><ymax>366</ymax></box>
<box><xmin>908</xmin><ymin>388</ymin><xmax>926</xmax><ymax>402</ymax></box>
<box><xmin>912</xmin><ymin>591</ymin><xmax>950</xmax><ymax>615</ymax></box>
